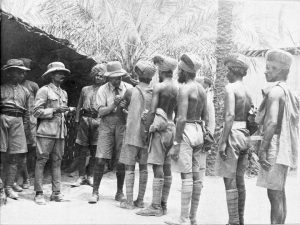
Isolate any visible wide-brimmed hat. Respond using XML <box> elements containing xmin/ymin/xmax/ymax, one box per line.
<box><xmin>90</xmin><ymin>63</ymin><xmax>107</xmax><ymax>78</ymax></box>
<box><xmin>224</xmin><ymin>53</ymin><xmax>248</xmax><ymax>69</ymax></box>
<box><xmin>105</xmin><ymin>61</ymin><xmax>127</xmax><ymax>77</ymax></box>
<box><xmin>1</xmin><ymin>59</ymin><xmax>31</xmax><ymax>71</ymax></box>
<box><xmin>42</xmin><ymin>62</ymin><xmax>70</xmax><ymax>78</ymax></box>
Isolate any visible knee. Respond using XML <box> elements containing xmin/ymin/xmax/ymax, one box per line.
<box><xmin>181</xmin><ymin>172</ymin><xmax>192</xmax><ymax>180</ymax></box>
<box><xmin>192</xmin><ymin>172</ymin><xmax>201</xmax><ymax>181</ymax></box>
<box><xmin>116</xmin><ymin>163</ymin><xmax>125</xmax><ymax>173</ymax></box>
<box><xmin>153</xmin><ymin>165</ymin><xmax>164</xmax><ymax>178</ymax></box>
<box><xmin>125</xmin><ymin>165</ymin><xmax>135</xmax><ymax>171</ymax></box>
<box><xmin>236</xmin><ymin>175</ymin><xmax>245</xmax><ymax>190</ymax></box>
<box><xmin>139</xmin><ymin>164</ymin><xmax>147</xmax><ymax>172</ymax></box>
<box><xmin>7</xmin><ymin>155</ymin><xmax>19</xmax><ymax>165</ymax></box>
<box><xmin>95</xmin><ymin>158</ymin><xmax>106</xmax><ymax>167</ymax></box>
<box><xmin>224</xmin><ymin>177</ymin><xmax>237</xmax><ymax>190</ymax></box>
<box><xmin>163</xmin><ymin>164</ymin><xmax>171</xmax><ymax>176</ymax></box>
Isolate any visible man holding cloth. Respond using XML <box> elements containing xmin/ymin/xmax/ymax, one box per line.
<box><xmin>119</xmin><ymin>60</ymin><xmax>156</xmax><ymax>209</ymax></box>
<box><xmin>89</xmin><ymin>61</ymin><xmax>132</xmax><ymax>203</ymax></box>
<box><xmin>256</xmin><ymin>49</ymin><xmax>299</xmax><ymax>224</ymax></box>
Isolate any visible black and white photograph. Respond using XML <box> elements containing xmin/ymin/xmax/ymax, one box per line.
<box><xmin>0</xmin><ymin>0</ymin><xmax>299</xmax><ymax>224</ymax></box>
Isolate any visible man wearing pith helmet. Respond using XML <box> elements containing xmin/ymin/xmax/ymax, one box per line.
<box><xmin>72</xmin><ymin>63</ymin><xmax>107</xmax><ymax>187</ymax></box>
<box><xmin>256</xmin><ymin>49</ymin><xmax>299</xmax><ymax>224</ymax></box>
<box><xmin>33</xmin><ymin>62</ymin><xmax>71</xmax><ymax>205</ymax></box>
<box><xmin>0</xmin><ymin>59</ymin><xmax>31</xmax><ymax>202</ymax></box>
<box><xmin>89</xmin><ymin>61</ymin><xmax>132</xmax><ymax>203</ymax></box>
<box><xmin>215</xmin><ymin>53</ymin><xmax>253</xmax><ymax>225</ymax></box>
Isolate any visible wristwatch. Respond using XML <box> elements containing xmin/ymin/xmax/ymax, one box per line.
<box><xmin>173</xmin><ymin>141</ymin><xmax>180</xmax><ymax>146</ymax></box>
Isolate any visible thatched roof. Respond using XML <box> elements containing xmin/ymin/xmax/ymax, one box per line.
<box><xmin>1</xmin><ymin>10</ymin><xmax>98</xmax><ymax>105</ymax></box>
<box><xmin>244</xmin><ymin>47</ymin><xmax>300</xmax><ymax>57</ymax></box>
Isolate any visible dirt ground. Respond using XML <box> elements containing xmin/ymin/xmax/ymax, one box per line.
<box><xmin>1</xmin><ymin>167</ymin><xmax>299</xmax><ymax>224</ymax></box>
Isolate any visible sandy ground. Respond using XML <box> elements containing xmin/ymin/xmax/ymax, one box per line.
<box><xmin>0</xmin><ymin>167</ymin><xmax>299</xmax><ymax>224</ymax></box>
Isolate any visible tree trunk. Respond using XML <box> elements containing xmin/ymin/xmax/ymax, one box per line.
<box><xmin>207</xmin><ymin>0</ymin><xmax>234</xmax><ymax>175</ymax></box>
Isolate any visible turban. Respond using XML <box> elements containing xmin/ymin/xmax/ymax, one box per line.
<box><xmin>178</xmin><ymin>53</ymin><xmax>201</xmax><ymax>73</ymax></box>
<box><xmin>266</xmin><ymin>49</ymin><xmax>293</xmax><ymax>69</ymax></box>
<box><xmin>224</xmin><ymin>53</ymin><xmax>248</xmax><ymax>69</ymax></box>
<box><xmin>153</xmin><ymin>55</ymin><xmax>177</xmax><ymax>72</ymax></box>
<box><xmin>90</xmin><ymin>63</ymin><xmax>107</xmax><ymax>77</ymax></box>
<box><xmin>135</xmin><ymin>60</ymin><xmax>156</xmax><ymax>79</ymax></box>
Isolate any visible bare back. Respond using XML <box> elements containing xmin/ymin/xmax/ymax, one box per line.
<box><xmin>227</xmin><ymin>82</ymin><xmax>252</xmax><ymax>121</ymax></box>
<box><xmin>185</xmin><ymin>81</ymin><xmax>207</xmax><ymax>121</ymax></box>
<box><xmin>156</xmin><ymin>80</ymin><xmax>178</xmax><ymax>120</ymax></box>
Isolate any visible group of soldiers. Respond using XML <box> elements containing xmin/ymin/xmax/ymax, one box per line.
<box><xmin>0</xmin><ymin>49</ymin><xmax>299</xmax><ymax>225</ymax></box>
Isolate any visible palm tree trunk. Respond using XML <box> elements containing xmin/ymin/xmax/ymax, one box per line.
<box><xmin>207</xmin><ymin>0</ymin><xmax>234</xmax><ymax>175</ymax></box>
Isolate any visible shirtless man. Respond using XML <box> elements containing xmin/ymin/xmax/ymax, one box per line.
<box><xmin>136</xmin><ymin>55</ymin><xmax>178</xmax><ymax>216</ymax></box>
<box><xmin>215</xmin><ymin>54</ymin><xmax>252</xmax><ymax>225</ymax></box>
<box><xmin>256</xmin><ymin>49</ymin><xmax>299</xmax><ymax>224</ymax></box>
<box><xmin>165</xmin><ymin>54</ymin><xmax>208</xmax><ymax>225</ymax></box>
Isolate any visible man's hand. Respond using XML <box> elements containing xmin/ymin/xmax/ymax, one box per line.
<box><xmin>55</xmin><ymin>106</ymin><xmax>69</xmax><ymax>113</ymax></box>
<box><xmin>169</xmin><ymin>144</ymin><xmax>180</xmax><ymax>161</ymax></box>
<box><xmin>114</xmin><ymin>95</ymin><xmax>122</xmax><ymax>106</ymax></box>
<box><xmin>218</xmin><ymin>142</ymin><xmax>228</xmax><ymax>161</ymax></box>
<box><xmin>258</xmin><ymin>150</ymin><xmax>271</xmax><ymax>171</ymax></box>
<box><xmin>119</xmin><ymin>99</ymin><xmax>127</xmax><ymax>108</ymax></box>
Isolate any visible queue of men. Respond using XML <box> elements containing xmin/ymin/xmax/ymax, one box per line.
<box><xmin>0</xmin><ymin>49</ymin><xmax>299</xmax><ymax>225</ymax></box>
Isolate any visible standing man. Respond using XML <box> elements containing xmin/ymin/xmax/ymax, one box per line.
<box><xmin>214</xmin><ymin>54</ymin><xmax>252</xmax><ymax>225</ymax></box>
<box><xmin>72</xmin><ymin>63</ymin><xmax>107</xmax><ymax>187</ymax></box>
<box><xmin>165</xmin><ymin>54</ymin><xmax>208</xmax><ymax>225</ymax></box>
<box><xmin>119</xmin><ymin>60</ymin><xmax>156</xmax><ymax>209</ymax></box>
<box><xmin>256</xmin><ymin>49</ymin><xmax>299</xmax><ymax>224</ymax></box>
<box><xmin>0</xmin><ymin>59</ymin><xmax>31</xmax><ymax>200</ymax></box>
<box><xmin>136</xmin><ymin>55</ymin><xmax>178</xmax><ymax>216</ymax></box>
<box><xmin>33</xmin><ymin>62</ymin><xmax>71</xmax><ymax>204</ymax></box>
<box><xmin>14</xmin><ymin>58</ymin><xmax>39</xmax><ymax>190</ymax></box>
<box><xmin>89</xmin><ymin>61</ymin><xmax>132</xmax><ymax>203</ymax></box>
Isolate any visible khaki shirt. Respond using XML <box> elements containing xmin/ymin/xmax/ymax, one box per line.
<box><xmin>33</xmin><ymin>83</ymin><xmax>68</xmax><ymax>139</ymax></box>
<box><xmin>75</xmin><ymin>85</ymin><xmax>101</xmax><ymax>122</ymax></box>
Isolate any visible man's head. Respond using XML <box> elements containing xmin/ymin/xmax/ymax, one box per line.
<box><xmin>264</xmin><ymin>49</ymin><xmax>292</xmax><ymax>82</ymax></box>
<box><xmin>19</xmin><ymin>58</ymin><xmax>32</xmax><ymax>82</ymax></box>
<box><xmin>224</xmin><ymin>53</ymin><xmax>248</xmax><ymax>83</ymax></box>
<box><xmin>42</xmin><ymin>62</ymin><xmax>70</xmax><ymax>84</ymax></box>
<box><xmin>196</xmin><ymin>76</ymin><xmax>213</xmax><ymax>91</ymax></box>
<box><xmin>177</xmin><ymin>53</ymin><xmax>201</xmax><ymax>84</ymax></box>
<box><xmin>1</xmin><ymin>59</ymin><xmax>30</xmax><ymax>84</ymax></box>
<box><xmin>105</xmin><ymin>61</ymin><xmax>127</xmax><ymax>88</ymax></box>
<box><xmin>90</xmin><ymin>63</ymin><xmax>107</xmax><ymax>85</ymax></box>
<box><xmin>134</xmin><ymin>60</ymin><xmax>156</xmax><ymax>84</ymax></box>
<box><xmin>153</xmin><ymin>55</ymin><xmax>177</xmax><ymax>82</ymax></box>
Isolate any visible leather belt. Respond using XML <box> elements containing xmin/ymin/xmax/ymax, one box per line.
<box><xmin>1</xmin><ymin>111</ymin><xmax>24</xmax><ymax>117</ymax></box>
<box><xmin>81</xmin><ymin>109</ymin><xmax>98</xmax><ymax>119</ymax></box>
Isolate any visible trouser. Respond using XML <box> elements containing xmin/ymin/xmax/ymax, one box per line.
<box><xmin>34</xmin><ymin>137</ymin><xmax>64</xmax><ymax>193</ymax></box>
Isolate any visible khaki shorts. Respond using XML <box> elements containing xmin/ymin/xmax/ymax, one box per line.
<box><xmin>119</xmin><ymin>144</ymin><xmax>148</xmax><ymax>166</ymax></box>
<box><xmin>256</xmin><ymin>135</ymin><xmax>288</xmax><ymax>191</ymax></box>
<box><xmin>172</xmin><ymin>123</ymin><xmax>206</xmax><ymax>178</ymax></box>
<box><xmin>0</xmin><ymin>114</ymin><xmax>27</xmax><ymax>154</ymax></box>
<box><xmin>76</xmin><ymin>116</ymin><xmax>100</xmax><ymax>146</ymax></box>
<box><xmin>96</xmin><ymin>118</ymin><xmax>125</xmax><ymax>160</ymax></box>
<box><xmin>148</xmin><ymin>122</ymin><xmax>175</xmax><ymax>166</ymax></box>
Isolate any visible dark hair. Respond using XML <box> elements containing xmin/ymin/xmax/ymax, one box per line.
<box><xmin>229</xmin><ymin>66</ymin><xmax>247</xmax><ymax>77</ymax></box>
<box><xmin>185</xmin><ymin>70</ymin><xmax>196</xmax><ymax>80</ymax></box>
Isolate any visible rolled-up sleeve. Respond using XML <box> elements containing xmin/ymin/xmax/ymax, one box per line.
<box><xmin>96</xmin><ymin>86</ymin><xmax>107</xmax><ymax>110</ymax></box>
<box><xmin>33</xmin><ymin>87</ymin><xmax>54</xmax><ymax>118</ymax></box>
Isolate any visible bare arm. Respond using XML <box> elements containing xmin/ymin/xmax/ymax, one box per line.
<box><xmin>201</xmin><ymin>92</ymin><xmax>208</xmax><ymax>125</ymax></box>
<box><xmin>145</xmin><ymin>84</ymin><xmax>160</xmax><ymax>131</ymax></box>
<box><xmin>174</xmin><ymin>86</ymin><xmax>189</xmax><ymax>143</ymax></box>
<box><xmin>75</xmin><ymin>89</ymin><xmax>84</xmax><ymax>123</ymax></box>
<box><xmin>260</xmin><ymin>87</ymin><xmax>283</xmax><ymax>153</ymax></box>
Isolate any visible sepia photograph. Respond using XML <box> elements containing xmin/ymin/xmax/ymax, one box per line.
<box><xmin>0</xmin><ymin>0</ymin><xmax>299</xmax><ymax>224</ymax></box>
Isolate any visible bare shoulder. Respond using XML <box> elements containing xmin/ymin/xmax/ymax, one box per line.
<box><xmin>225</xmin><ymin>83</ymin><xmax>235</xmax><ymax>94</ymax></box>
<box><xmin>268</xmin><ymin>86</ymin><xmax>285</xmax><ymax>101</ymax></box>
<box><xmin>178</xmin><ymin>84</ymin><xmax>190</xmax><ymax>97</ymax></box>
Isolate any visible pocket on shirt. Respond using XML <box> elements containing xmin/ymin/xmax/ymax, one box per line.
<box><xmin>37</xmin><ymin>119</ymin><xmax>59</xmax><ymax>136</ymax></box>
